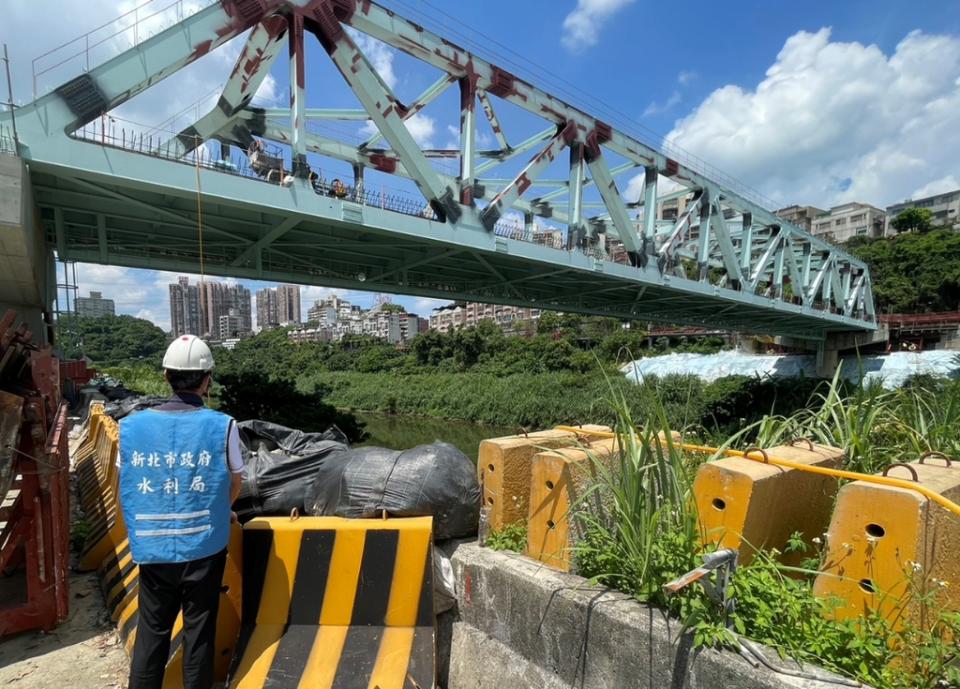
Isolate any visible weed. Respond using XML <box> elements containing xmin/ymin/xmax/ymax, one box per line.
<box><xmin>486</xmin><ymin>522</ymin><xmax>527</xmax><ymax>553</ymax></box>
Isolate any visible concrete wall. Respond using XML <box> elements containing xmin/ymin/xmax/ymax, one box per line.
<box><xmin>0</xmin><ymin>155</ymin><xmax>51</xmax><ymax>342</ymax></box>
<box><xmin>439</xmin><ymin>541</ymin><xmax>862</xmax><ymax>689</ymax></box>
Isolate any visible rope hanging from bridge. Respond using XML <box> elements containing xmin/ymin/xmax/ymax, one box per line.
<box><xmin>193</xmin><ymin>134</ymin><xmax>206</xmax><ymax>283</ymax></box>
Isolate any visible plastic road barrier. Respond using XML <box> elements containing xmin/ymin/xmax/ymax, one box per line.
<box><xmin>95</xmin><ymin>525</ymin><xmax>244</xmax><ymax>686</ymax></box>
<box><xmin>76</xmin><ymin>409</ymin><xmax>129</xmax><ymax>571</ymax></box>
<box><xmin>227</xmin><ymin>516</ymin><xmax>435</xmax><ymax>689</ymax></box>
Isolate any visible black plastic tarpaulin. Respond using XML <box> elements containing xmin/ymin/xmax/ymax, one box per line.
<box><xmin>234</xmin><ymin>420</ymin><xmax>348</xmax><ymax>521</ymax></box>
<box><xmin>306</xmin><ymin>442</ymin><xmax>480</xmax><ymax>540</ymax></box>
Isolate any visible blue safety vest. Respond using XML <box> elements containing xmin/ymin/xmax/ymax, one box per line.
<box><xmin>118</xmin><ymin>407</ymin><xmax>233</xmax><ymax>564</ymax></box>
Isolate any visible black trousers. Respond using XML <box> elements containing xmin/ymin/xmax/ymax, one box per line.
<box><xmin>128</xmin><ymin>549</ymin><xmax>227</xmax><ymax>689</ymax></box>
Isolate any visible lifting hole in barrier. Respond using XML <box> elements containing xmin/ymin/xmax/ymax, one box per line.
<box><xmin>220</xmin><ymin>585</ymin><xmax>230</xmax><ymax>593</ymax></box>
<box><xmin>712</xmin><ymin>498</ymin><xmax>726</xmax><ymax>511</ymax></box>
<box><xmin>858</xmin><ymin>579</ymin><xmax>876</xmax><ymax>594</ymax></box>
<box><xmin>545</xmin><ymin>480</ymin><xmax>555</xmax><ymax>490</ymax></box>
<box><xmin>487</xmin><ymin>463</ymin><xmax>495</xmax><ymax>473</ymax></box>
<box><xmin>865</xmin><ymin>523</ymin><xmax>885</xmax><ymax>539</ymax></box>
<box><xmin>485</xmin><ymin>496</ymin><xmax>494</xmax><ymax>506</ymax></box>
<box><xmin>546</xmin><ymin>520</ymin><xmax>555</xmax><ymax>529</ymax></box>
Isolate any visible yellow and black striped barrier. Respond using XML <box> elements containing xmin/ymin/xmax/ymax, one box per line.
<box><xmin>227</xmin><ymin>516</ymin><xmax>435</xmax><ymax>689</ymax></box>
<box><xmin>95</xmin><ymin>525</ymin><xmax>244</xmax><ymax>685</ymax></box>
<box><xmin>75</xmin><ymin>407</ymin><xmax>128</xmax><ymax>571</ymax></box>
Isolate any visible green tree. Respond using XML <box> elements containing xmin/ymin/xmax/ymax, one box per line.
<box><xmin>891</xmin><ymin>207</ymin><xmax>933</xmax><ymax>234</ymax></box>
<box><xmin>849</xmin><ymin>229</ymin><xmax>960</xmax><ymax>312</ymax></box>
<box><xmin>216</xmin><ymin>370</ymin><xmax>366</xmax><ymax>442</ymax></box>
<box><xmin>57</xmin><ymin>314</ymin><xmax>168</xmax><ymax>365</ymax></box>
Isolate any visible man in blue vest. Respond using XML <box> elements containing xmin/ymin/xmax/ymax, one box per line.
<box><xmin>118</xmin><ymin>335</ymin><xmax>243</xmax><ymax>689</ymax></box>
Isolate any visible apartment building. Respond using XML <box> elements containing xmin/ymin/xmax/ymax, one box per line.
<box><xmin>429</xmin><ymin>302</ymin><xmax>541</xmax><ymax>333</ymax></box>
<box><xmin>75</xmin><ymin>291</ymin><xmax>115</xmax><ymax>318</ymax></box>
<box><xmin>290</xmin><ymin>296</ymin><xmax>422</xmax><ymax>345</ymax></box>
<box><xmin>256</xmin><ymin>284</ymin><xmax>301</xmax><ymax>329</ymax></box>
<box><xmin>886</xmin><ymin>189</ymin><xmax>960</xmax><ymax>234</ymax></box>
<box><xmin>810</xmin><ymin>202</ymin><xmax>886</xmax><ymax>243</ymax></box>
<box><xmin>775</xmin><ymin>205</ymin><xmax>826</xmax><ymax>233</ymax></box>
<box><xmin>169</xmin><ymin>277</ymin><xmax>252</xmax><ymax>338</ymax></box>
<box><xmin>169</xmin><ymin>277</ymin><xmax>202</xmax><ymax>337</ymax></box>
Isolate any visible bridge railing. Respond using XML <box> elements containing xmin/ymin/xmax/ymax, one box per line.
<box><xmin>0</xmin><ymin>125</ymin><xmax>16</xmax><ymax>157</ymax></box>
<box><xmin>71</xmin><ymin>117</ymin><xmax>439</xmax><ymax>219</ymax></box>
<box><xmin>31</xmin><ymin>0</ymin><xmax>218</xmax><ymax>99</ymax></box>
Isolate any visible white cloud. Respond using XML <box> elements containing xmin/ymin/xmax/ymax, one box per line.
<box><xmin>664</xmin><ymin>28</ymin><xmax>960</xmax><ymax>209</ymax></box>
<box><xmin>363</xmin><ymin>113</ymin><xmax>436</xmax><ymax>147</ymax></box>
<box><xmin>561</xmin><ymin>0</ymin><xmax>636</xmax><ymax>53</ymax></box>
<box><xmin>642</xmin><ymin>91</ymin><xmax>682</xmax><ymax>118</ymax></box>
<box><xmin>71</xmin><ymin>264</ymin><xmax>177</xmax><ymax>331</ymax></box>
<box><xmin>348</xmin><ymin>28</ymin><xmax>397</xmax><ymax>90</ymax></box>
<box><xmin>405</xmin><ymin>114</ymin><xmax>436</xmax><ymax>148</ymax></box>
<box><xmin>910</xmin><ymin>174</ymin><xmax>960</xmax><ymax>201</ymax></box>
<box><xmin>677</xmin><ymin>70</ymin><xmax>697</xmax><ymax>86</ymax></box>
<box><xmin>443</xmin><ymin>123</ymin><xmax>493</xmax><ymax>151</ymax></box>
<box><xmin>413</xmin><ymin>297</ymin><xmax>449</xmax><ymax>314</ymax></box>
<box><xmin>623</xmin><ymin>173</ymin><xmax>684</xmax><ymax>204</ymax></box>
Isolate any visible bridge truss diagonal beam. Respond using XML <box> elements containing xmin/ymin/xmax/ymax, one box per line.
<box><xmin>163</xmin><ymin>14</ymin><xmax>290</xmax><ymax>157</ymax></box>
<box><xmin>304</xmin><ymin>7</ymin><xmax>461</xmax><ymax>223</ymax></box>
<box><xmin>0</xmin><ymin>0</ymin><xmax>878</xmax><ymax>337</ymax></box>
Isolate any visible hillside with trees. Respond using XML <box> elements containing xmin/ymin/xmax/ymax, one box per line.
<box><xmin>57</xmin><ymin>314</ymin><xmax>168</xmax><ymax>365</ymax></box>
<box><xmin>847</xmin><ymin>228</ymin><xmax>960</xmax><ymax>314</ymax></box>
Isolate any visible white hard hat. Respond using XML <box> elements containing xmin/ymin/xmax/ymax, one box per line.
<box><xmin>162</xmin><ymin>335</ymin><xmax>215</xmax><ymax>371</ymax></box>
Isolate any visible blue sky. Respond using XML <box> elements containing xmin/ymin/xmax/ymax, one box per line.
<box><xmin>5</xmin><ymin>0</ymin><xmax>960</xmax><ymax>330</ymax></box>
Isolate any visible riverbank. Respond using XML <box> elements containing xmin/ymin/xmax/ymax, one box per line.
<box><xmin>305</xmin><ymin>369</ymin><xmax>824</xmax><ymax>437</ymax></box>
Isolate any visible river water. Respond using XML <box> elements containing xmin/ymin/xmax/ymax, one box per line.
<box><xmin>353</xmin><ymin>411</ymin><xmax>511</xmax><ymax>462</ymax></box>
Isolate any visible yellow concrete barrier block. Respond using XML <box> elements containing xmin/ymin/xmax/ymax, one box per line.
<box><xmin>813</xmin><ymin>457</ymin><xmax>960</xmax><ymax>626</ymax></box>
<box><xmin>526</xmin><ymin>438</ymin><xmax>620</xmax><ymax>572</ymax></box>
<box><xmin>478</xmin><ymin>430</ymin><xmax>581</xmax><ymax>532</ymax></box>
<box><xmin>693</xmin><ymin>441</ymin><xmax>844</xmax><ymax>566</ymax></box>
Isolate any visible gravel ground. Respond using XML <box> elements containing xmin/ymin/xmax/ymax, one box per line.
<box><xmin>0</xmin><ymin>570</ymin><xmax>128</xmax><ymax>688</ymax></box>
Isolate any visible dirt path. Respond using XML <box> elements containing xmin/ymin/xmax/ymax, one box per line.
<box><xmin>0</xmin><ymin>570</ymin><xmax>128</xmax><ymax>688</ymax></box>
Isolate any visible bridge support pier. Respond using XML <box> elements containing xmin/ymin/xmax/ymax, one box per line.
<box><xmin>815</xmin><ymin>343</ymin><xmax>839</xmax><ymax>379</ymax></box>
<box><xmin>777</xmin><ymin>327</ymin><xmax>889</xmax><ymax>378</ymax></box>
<box><xmin>0</xmin><ymin>156</ymin><xmax>53</xmax><ymax>343</ymax></box>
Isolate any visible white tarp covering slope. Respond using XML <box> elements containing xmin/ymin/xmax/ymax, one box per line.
<box><xmin>621</xmin><ymin>350</ymin><xmax>960</xmax><ymax>389</ymax></box>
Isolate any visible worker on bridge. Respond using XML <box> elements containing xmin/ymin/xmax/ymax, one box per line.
<box><xmin>117</xmin><ymin>335</ymin><xmax>243</xmax><ymax>689</ymax></box>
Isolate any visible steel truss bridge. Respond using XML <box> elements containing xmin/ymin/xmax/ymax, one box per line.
<box><xmin>0</xmin><ymin>0</ymin><xmax>877</xmax><ymax>339</ymax></box>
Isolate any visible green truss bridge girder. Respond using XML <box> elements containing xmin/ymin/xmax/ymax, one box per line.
<box><xmin>0</xmin><ymin>0</ymin><xmax>877</xmax><ymax>340</ymax></box>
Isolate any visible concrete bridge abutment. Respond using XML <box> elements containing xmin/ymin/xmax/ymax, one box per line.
<box><xmin>0</xmin><ymin>155</ymin><xmax>54</xmax><ymax>343</ymax></box>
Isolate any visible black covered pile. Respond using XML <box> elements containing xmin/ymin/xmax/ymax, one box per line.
<box><xmin>306</xmin><ymin>442</ymin><xmax>480</xmax><ymax>540</ymax></box>
<box><xmin>103</xmin><ymin>395</ymin><xmax>167</xmax><ymax>420</ymax></box>
<box><xmin>234</xmin><ymin>420</ymin><xmax>348</xmax><ymax>522</ymax></box>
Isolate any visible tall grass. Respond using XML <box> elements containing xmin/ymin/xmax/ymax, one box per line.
<box><xmin>726</xmin><ymin>368</ymin><xmax>960</xmax><ymax>474</ymax></box>
<box><xmin>573</xmin><ymin>377</ymin><xmax>700</xmax><ymax>603</ymax></box>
